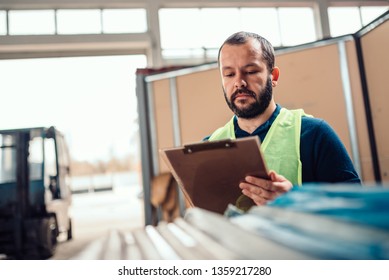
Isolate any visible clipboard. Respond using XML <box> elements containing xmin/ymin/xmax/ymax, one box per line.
<box><xmin>160</xmin><ymin>136</ymin><xmax>270</xmax><ymax>214</ymax></box>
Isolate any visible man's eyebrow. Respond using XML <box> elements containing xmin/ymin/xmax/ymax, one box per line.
<box><xmin>243</xmin><ymin>63</ymin><xmax>261</xmax><ymax>68</ymax></box>
<box><xmin>221</xmin><ymin>66</ymin><xmax>233</xmax><ymax>71</ymax></box>
<box><xmin>222</xmin><ymin>63</ymin><xmax>262</xmax><ymax>70</ymax></box>
<box><xmin>222</xmin><ymin>63</ymin><xmax>260</xmax><ymax>71</ymax></box>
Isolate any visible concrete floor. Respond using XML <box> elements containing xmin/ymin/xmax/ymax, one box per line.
<box><xmin>51</xmin><ymin>184</ymin><xmax>144</xmax><ymax>259</ymax></box>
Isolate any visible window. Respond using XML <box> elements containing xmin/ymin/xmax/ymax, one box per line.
<box><xmin>159</xmin><ymin>7</ymin><xmax>316</xmax><ymax>60</ymax></box>
<box><xmin>102</xmin><ymin>9</ymin><xmax>147</xmax><ymax>33</ymax></box>
<box><xmin>240</xmin><ymin>8</ymin><xmax>281</xmax><ymax>47</ymax></box>
<box><xmin>0</xmin><ymin>11</ymin><xmax>6</xmax><ymax>35</ymax></box>
<box><xmin>329</xmin><ymin>6</ymin><xmax>388</xmax><ymax>37</ymax></box>
<box><xmin>44</xmin><ymin>138</ymin><xmax>57</xmax><ymax>189</ymax></box>
<box><xmin>44</xmin><ymin>138</ymin><xmax>57</xmax><ymax>177</ymax></box>
<box><xmin>0</xmin><ymin>135</ymin><xmax>17</xmax><ymax>183</ymax></box>
<box><xmin>361</xmin><ymin>6</ymin><xmax>388</xmax><ymax>25</ymax></box>
<box><xmin>3</xmin><ymin>8</ymin><xmax>149</xmax><ymax>35</ymax></box>
<box><xmin>328</xmin><ymin>7</ymin><xmax>361</xmax><ymax>37</ymax></box>
<box><xmin>57</xmin><ymin>9</ymin><xmax>101</xmax><ymax>34</ymax></box>
<box><xmin>279</xmin><ymin>7</ymin><xmax>316</xmax><ymax>45</ymax></box>
<box><xmin>159</xmin><ymin>8</ymin><xmax>202</xmax><ymax>50</ymax></box>
<box><xmin>159</xmin><ymin>8</ymin><xmax>208</xmax><ymax>59</ymax></box>
<box><xmin>200</xmin><ymin>8</ymin><xmax>241</xmax><ymax>49</ymax></box>
<box><xmin>8</xmin><ymin>10</ymin><xmax>55</xmax><ymax>35</ymax></box>
<box><xmin>162</xmin><ymin>8</ymin><xmax>244</xmax><ymax>50</ymax></box>
<box><xmin>29</xmin><ymin>137</ymin><xmax>43</xmax><ymax>180</ymax></box>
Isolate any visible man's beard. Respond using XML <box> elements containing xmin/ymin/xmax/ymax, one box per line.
<box><xmin>224</xmin><ymin>77</ymin><xmax>273</xmax><ymax>119</ymax></box>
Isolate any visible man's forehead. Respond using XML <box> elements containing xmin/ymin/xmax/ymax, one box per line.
<box><xmin>220</xmin><ymin>41</ymin><xmax>263</xmax><ymax>66</ymax></box>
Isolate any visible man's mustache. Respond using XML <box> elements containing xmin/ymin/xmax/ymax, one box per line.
<box><xmin>231</xmin><ymin>89</ymin><xmax>256</xmax><ymax>101</ymax></box>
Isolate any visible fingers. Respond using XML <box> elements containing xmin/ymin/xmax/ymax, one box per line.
<box><xmin>243</xmin><ymin>175</ymin><xmax>276</xmax><ymax>192</ymax></box>
<box><xmin>239</xmin><ymin>181</ymin><xmax>277</xmax><ymax>200</ymax></box>
<box><xmin>245</xmin><ymin>172</ymin><xmax>293</xmax><ymax>193</ymax></box>
<box><xmin>269</xmin><ymin>170</ymin><xmax>277</xmax><ymax>181</ymax></box>
<box><xmin>238</xmin><ymin>171</ymin><xmax>294</xmax><ymax>206</ymax></box>
<box><xmin>239</xmin><ymin>181</ymin><xmax>278</xmax><ymax>206</ymax></box>
<box><xmin>241</xmin><ymin>188</ymin><xmax>267</xmax><ymax>205</ymax></box>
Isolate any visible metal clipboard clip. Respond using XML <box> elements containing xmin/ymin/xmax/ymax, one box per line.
<box><xmin>183</xmin><ymin>139</ymin><xmax>237</xmax><ymax>154</ymax></box>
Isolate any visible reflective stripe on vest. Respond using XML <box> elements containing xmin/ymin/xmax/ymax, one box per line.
<box><xmin>208</xmin><ymin>108</ymin><xmax>307</xmax><ymax>186</ymax></box>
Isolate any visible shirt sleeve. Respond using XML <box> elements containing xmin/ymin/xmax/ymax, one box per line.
<box><xmin>302</xmin><ymin>118</ymin><xmax>361</xmax><ymax>184</ymax></box>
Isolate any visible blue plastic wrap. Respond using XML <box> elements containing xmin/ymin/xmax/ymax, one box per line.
<box><xmin>269</xmin><ymin>184</ymin><xmax>389</xmax><ymax>230</ymax></box>
<box><xmin>228</xmin><ymin>184</ymin><xmax>389</xmax><ymax>259</ymax></box>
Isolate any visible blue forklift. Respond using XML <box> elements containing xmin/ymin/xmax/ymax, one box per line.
<box><xmin>0</xmin><ymin>127</ymin><xmax>72</xmax><ymax>259</ymax></box>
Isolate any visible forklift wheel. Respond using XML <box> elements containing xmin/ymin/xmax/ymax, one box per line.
<box><xmin>39</xmin><ymin>216</ymin><xmax>58</xmax><ymax>259</ymax></box>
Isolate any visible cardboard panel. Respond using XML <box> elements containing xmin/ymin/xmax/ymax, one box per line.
<box><xmin>361</xmin><ymin>20</ymin><xmax>389</xmax><ymax>182</ymax></box>
<box><xmin>152</xmin><ymin>79</ymin><xmax>174</xmax><ymax>173</ymax></box>
<box><xmin>275</xmin><ymin>44</ymin><xmax>352</xmax><ymax>158</ymax></box>
<box><xmin>176</xmin><ymin>69</ymin><xmax>233</xmax><ymax>144</ymax></box>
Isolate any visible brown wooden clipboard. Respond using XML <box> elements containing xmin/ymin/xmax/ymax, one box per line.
<box><xmin>160</xmin><ymin>136</ymin><xmax>270</xmax><ymax>214</ymax></box>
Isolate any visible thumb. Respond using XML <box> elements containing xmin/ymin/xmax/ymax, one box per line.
<box><xmin>269</xmin><ymin>170</ymin><xmax>286</xmax><ymax>182</ymax></box>
<box><xmin>269</xmin><ymin>170</ymin><xmax>277</xmax><ymax>181</ymax></box>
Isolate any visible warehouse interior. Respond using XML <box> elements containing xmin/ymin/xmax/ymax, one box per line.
<box><xmin>0</xmin><ymin>0</ymin><xmax>389</xmax><ymax>260</ymax></box>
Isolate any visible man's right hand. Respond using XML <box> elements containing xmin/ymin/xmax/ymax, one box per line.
<box><xmin>239</xmin><ymin>170</ymin><xmax>293</xmax><ymax>205</ymax></box>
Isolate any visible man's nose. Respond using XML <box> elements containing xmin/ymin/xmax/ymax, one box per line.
<box><xmin>234</xmin><ymin>76</ymin><xmax>247</xmax><ymax>88</ymax></box>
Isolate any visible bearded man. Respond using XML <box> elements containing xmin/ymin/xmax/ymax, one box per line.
<box><xmin>205</xmin><ymin>31</ymin><xmax>360</xmax><ymax>206</ymax></box>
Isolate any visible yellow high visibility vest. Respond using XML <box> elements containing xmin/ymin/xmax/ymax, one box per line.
<box><xmin>209</xmin><ymin>108</ymin><xmax>308</xmax><ymax>186</ymax></box>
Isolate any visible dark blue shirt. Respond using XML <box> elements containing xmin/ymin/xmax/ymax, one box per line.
<box><xmin>204</xmin><ymin>105</ymin><xmax>361</xmax><ymax>184</ymax></box>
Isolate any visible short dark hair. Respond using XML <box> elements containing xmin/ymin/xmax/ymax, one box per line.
<box><xmin>218</xmin><ymin>31</ymin><xmax>275</xmax><ymax>72</ymax></box>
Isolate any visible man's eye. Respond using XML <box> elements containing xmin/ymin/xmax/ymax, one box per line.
<box><xmin>224</xmin><ymin>73</ymin><xmax>234</xmax><ymax>77</ymax></box>
<box><xmin>247</xmin><ymin>71</ymin><xmax>257</xmax><ymax>75</ymax></box>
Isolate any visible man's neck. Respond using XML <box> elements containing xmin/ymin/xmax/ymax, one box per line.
<box><xmin>237</xmin><ymin>102</ymin><xmax>277</xmax><ymax>134</ymax></box>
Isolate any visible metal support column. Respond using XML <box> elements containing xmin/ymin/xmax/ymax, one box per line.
<box><xmin>337</xmin><ymin>41</ymin><xmax>361</xmax><ymax>178</ymax></box>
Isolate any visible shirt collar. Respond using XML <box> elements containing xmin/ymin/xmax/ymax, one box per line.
<box><xmin>234</xmin><ymin>104</ymin><xmax>281</xmax><ymax>136</ymax></box>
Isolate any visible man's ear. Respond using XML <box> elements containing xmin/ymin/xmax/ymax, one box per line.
<box><xmin>271</xmin><ymin>67</ymin><xmax>280</xmax><ymax>87</ymax></box>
